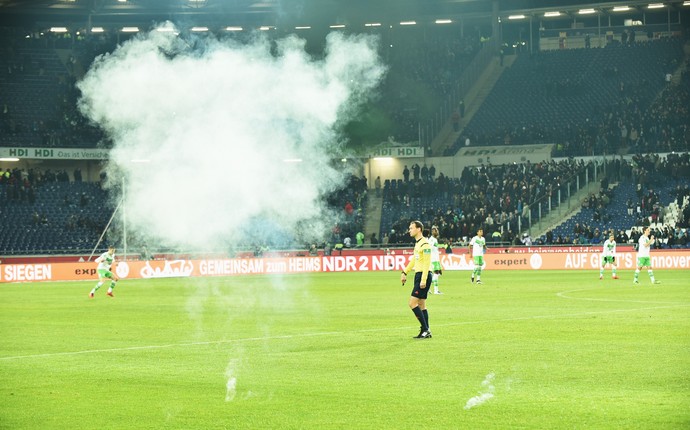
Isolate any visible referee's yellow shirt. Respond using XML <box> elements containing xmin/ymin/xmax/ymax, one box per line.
<box><xmin>404</xmin><ymin>237</ymin><xmax>431</xmax><ymax>285</ymax></box>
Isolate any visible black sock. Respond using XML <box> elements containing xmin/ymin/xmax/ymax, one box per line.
<box><xmin>422</xmin><ymin>309</ymin><xmax>429</xmax><ymax>329</ymax></box>
<box><xmin>412</xmin><ymin>306</ymin><xmax>428</xmax><ymax>331</ymax></box>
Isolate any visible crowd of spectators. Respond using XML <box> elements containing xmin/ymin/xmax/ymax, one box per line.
<box><xmin>0</xmin><ymin>166</ymin><xmax>87</xmax><ymax>203</ymax></box>
<box><xmin>382</xmin><ymin>152</ymin><xmax>690</xmax><ymax>249</ymax></box>
<box><xmin>543</xmin><ymin>223</ymin><xmax>690</xmax><ymax>249</ymax></box>
<box><xmin>543</xmin><ymin>153</ymin><xmax>690</xmax><ymax>247</ymax></box>
<box><xmin>382</xmin><ymin>158</ymin><xmax>596</xmax><ymax>246</ymax></box>
<box><xmin>322</xmin><ymin>174</ymin><xmax>368</xmax><ymax>251</ymax></box>
<box><xmin>628</xmin><ymin>152</ymin><xmax>690</xmax><ymax>230</ymax></box>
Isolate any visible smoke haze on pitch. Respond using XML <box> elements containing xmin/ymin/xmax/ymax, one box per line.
<box><xmin>78</xmin><ymin>23</ymin><xmax>385</xmax><ymax>250</ymax></box>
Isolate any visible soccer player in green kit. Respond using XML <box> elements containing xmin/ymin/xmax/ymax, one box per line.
<box><xmin>469</xmin><ymin>228</ymin><xmax>486</xmax><ymax>284</ymax></box>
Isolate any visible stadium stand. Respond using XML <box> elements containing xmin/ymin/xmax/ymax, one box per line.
<box><xmin>380</xmin><ymin>27</ymin><xmax>482</xmax><ymax>143</ymax></box>
<box><xmin>379</xmin><ymin>158</ymin><xmax>600</xmax><ymax>246</ymax></box>
<box><xmin>0</xmin><ymin>167</ymin><xmax>369</xmax><ymax>255</ymax></box>
<box><xmin>0</xmin><ymin>36</ymin><xmax>63</xmax><ymax>146</ymax></box>
<box><xmin>0</xmin><ymin>25</ymin><xmax>481</xmax><ymax>150</ymax></box>
<box><xmin>548</xmin><ymin>153</ymin><xmax>690</xmax><ymax>247</ymax></box>
<box><xmin>1</xmin><ymin>24</ymin><xmax>689</xmax><ymax>255</ymax></box>
<box><xmin>449</xmin><ymin>38</ymin><xmax>685</xmax><ymax>156</ymax></box>
<box><xmin>0</xmin><ymin>28</ymin><xmax>104</xmax><ymax>149</ymax></box>
<box><xmin>0</xmin><ymin>176</ymin><xmax>111</xmax><ymax>255</ymax></box>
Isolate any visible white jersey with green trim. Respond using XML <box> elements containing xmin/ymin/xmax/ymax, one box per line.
<box><xmin>428</xmin><ymin>235</ymin><xmax>440</xmax><ymax>263</ymax></box>
<box><xmin>602</xmin><ymin>239</ymin><xmax>616</xmax><ymax>257</ymax></box>
<box><xmin>96</xmin><ymin>252</ymin><xmax>115</xmax><ymax>271</ymax></box>
<box><xmin>470</xmin><ymin>235</ymin><xmax>486</xmax><ymax>257</ymax></box>
<box><xmin>637</xmin><ymin>235</ymin><xmax>651</xmax><ymax>258</ymax></box>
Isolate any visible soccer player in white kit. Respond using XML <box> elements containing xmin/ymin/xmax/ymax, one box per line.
<box><xmin>634</xmin><ymin>227</ymin><xmax>660</xmax><ymax>284</ymax></box>
<box><xmin>600</xmin><ymin>233</ymin><xmax>619</xmax><ymax>280</ymax></box>
<box><xmin>469</xmin><ymin>228</ymin><xmax>487</xmax><ymax>284</ymax></box>
<box><xmin>428</xmin><ymin>226</ymin><xmax>443</xmax><ymax>294</ymax></box>
<box><xmin>89</xmin><ymin>246</ymin><xmax>119</xmax><ymax>298</ymax></box>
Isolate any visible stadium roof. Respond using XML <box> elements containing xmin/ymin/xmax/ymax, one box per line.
<box><xmin>0</xmin><ymin>0</ymin><xmax>687</xmax><ymax>29</ymax></box>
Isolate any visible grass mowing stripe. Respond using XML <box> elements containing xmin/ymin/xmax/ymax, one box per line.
<box><xmin>2</xmin><ymin>299</ymin><xmax>688</xmax><ymax>361</ymax></box>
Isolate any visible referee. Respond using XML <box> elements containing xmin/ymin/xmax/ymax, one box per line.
<box><xmin>400</xmin><ymin>220</ymin><xmax>432</xmax><ymax>339</ymax></box>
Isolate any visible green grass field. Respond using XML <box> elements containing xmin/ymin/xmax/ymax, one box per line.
<box><xmin>1</xmin><ymin>269</ymin><xmax>689</xmax><ymax>429</ymax></box>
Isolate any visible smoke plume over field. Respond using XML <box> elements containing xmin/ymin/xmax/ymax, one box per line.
<box><xmin>78</xmin><ymin>23</ymin><xmax>384</xmax><ymax>250</ymax></box>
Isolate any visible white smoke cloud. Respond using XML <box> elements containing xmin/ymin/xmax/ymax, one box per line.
<box><xmin>225</xmin><ymin>358</ymin><xmax>240</xmax><ymax>402</ymax></box>
<box><xmin>464</xmin><ymin>372</ymin><xmax>496</xmax><ymax>410</ymax></box>
<box><xmin>78</xmin><ymin>24</ymin><xmax>385</xmax><ymax>250</ymax></box>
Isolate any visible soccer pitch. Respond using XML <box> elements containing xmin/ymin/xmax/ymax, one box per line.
<box><xmin>1</xmin><ymin>270</ymin><xmax>689</xmax><ymax>429</ymax></box>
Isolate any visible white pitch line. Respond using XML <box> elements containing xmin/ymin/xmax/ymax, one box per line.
<box><xmin>2</xmin><ymin>302</ymin><xmax>689</xmax><ymax>361</ymax></box>
<box><xmin>556</xmin><ymin>288</ymin><xmax>690</xmax><ymax>305</ymax></box>
<box><xmin>0</xmin><ymin>331</ymin><xmax>345</xmax><ymax>361</ymax></box>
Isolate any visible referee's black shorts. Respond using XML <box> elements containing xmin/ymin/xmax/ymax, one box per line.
<box><xmin>410</xmin><ymin>271</ymin><xmax>433</xmax><ymax>299</ymax></box>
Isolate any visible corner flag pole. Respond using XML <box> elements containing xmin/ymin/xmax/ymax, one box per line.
<box><xmin>87</xmin><ymin>200</ymin><xmax>122</xmax><ymax>262</ymax></box>
<box><xmin>122</xmin><ymin>176</ymin><xmax>127</xmax><ymax>261</ymax></box>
